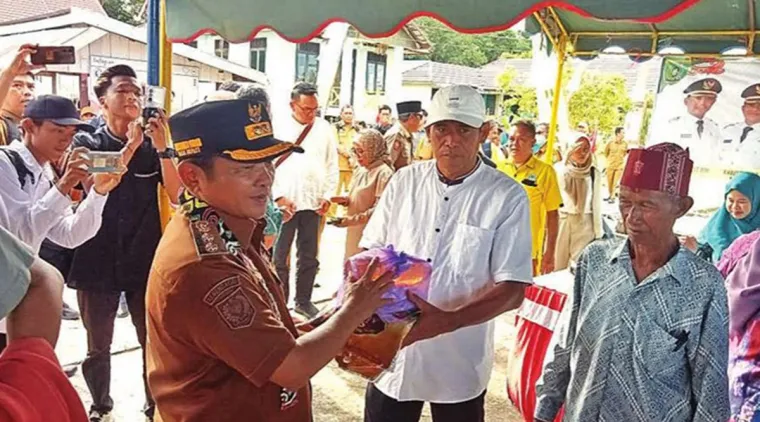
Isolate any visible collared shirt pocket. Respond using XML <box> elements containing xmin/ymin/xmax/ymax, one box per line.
<box><xmin>451</xmin><ymin>223</ymin><xmax>494</xmax><ymax>280</ymax></box>
<box><xmin>633</xmin><ymin>317</ymin><xmax>688</xmax><ymax>383</ymax></box>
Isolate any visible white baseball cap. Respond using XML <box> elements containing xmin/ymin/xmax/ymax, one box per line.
<box><xmin>425</xmin><ymin>85</ymin><xmax>486</xmax><ymax>129</ymax></box>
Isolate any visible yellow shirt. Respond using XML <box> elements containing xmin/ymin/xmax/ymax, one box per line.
<box><xmin>415</xmin><ymin>136</ymin><xmax>434</xmax><ymax>160</ymax></box>
<box><xmin>335</xmin><ymin>123</ymin><xmax>359</xmax><ymax>171</ymax></box>
<box><xmin>498</xmin><ymin>155</ymin><xmax>562</xmax><ymax>258</ymax></box>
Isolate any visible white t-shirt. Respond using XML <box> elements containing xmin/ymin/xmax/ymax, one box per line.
<box><xmin>360</xmin><ymin>160</ymin><xmax>534</xmax><ymax>402</ymax></box>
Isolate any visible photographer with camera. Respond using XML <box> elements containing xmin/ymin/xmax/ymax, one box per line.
<box><xmin>67</xmin><ymin>64</ymin><xmax>180</xmax><ymax>422</ymax></box>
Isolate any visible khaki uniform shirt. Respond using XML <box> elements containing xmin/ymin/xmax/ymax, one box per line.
<box><xmin>603</xmin><ymin>139</ymin><xmax>628</xmax><ymax>170</ymax></box>
<box><xmin>384</xmin><ymin>124</ymin><xmax>413</xmax><ymax>170</ymax></box>
<box><xmin>335</xmin><ymin>122</ymin><xmax>359</xmax><ymax>171</ymax></box>
<box><xmin>146</xmin><ymin>212</ymin><xmax>311</xmax><ymax>422</ymax></box>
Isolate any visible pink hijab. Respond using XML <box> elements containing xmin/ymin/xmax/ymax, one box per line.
<box><xmin>725</xmin><ymin>235</ymin><xmax>760</xmax><ymax>334</ymax></box>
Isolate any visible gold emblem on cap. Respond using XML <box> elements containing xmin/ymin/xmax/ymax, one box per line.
<box><xmin>224</xmin><ymin>142</ymin><xmax>292</xmax><ymax>161</ymax></box>
<box><xmin>245</xmin><ymin>122</ymin><xmax>272</xmax><ymax>141</ymax></box>
<box><xmin>755</xmin><ymin>85</ymin><xmax>760</xmax><ymax>95</ymax></box>
<box><xmin>248</xmin><ymin>104</ymin><xmax>262</xmax><ymax>123</ymax></box>
<box><xmin>703</xmin><ymin>80</ymin><xmax>716</xmax><ymax>90</ymax></box>
<box><xmin>174</xmin><ymin>137</ymin><xmax>203</xmax><ymax>157</ymax></box>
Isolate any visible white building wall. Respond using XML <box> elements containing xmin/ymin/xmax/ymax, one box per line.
<box><xmin>400</xmin><ymin>83</ymin><xmax>434</xmax><ymax>109</ymax></box>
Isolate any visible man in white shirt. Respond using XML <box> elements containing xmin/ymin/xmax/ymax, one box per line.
<box><xmin>651</xmin><ymin>78</ymin><xmax>723</xmax><ymax>168</ymax></box>
<box><xmin>722</xmin><ymin>82</ymin><xmax>760</xmax><ymax>170</ymax></box>
<box><xmin>272</xmin><ymin>82</ymin><xmax>339</xmax><ymax>318</ymax></box>
<box><xmin>0</xmin><ymin>95</ymin><xmax>124</xmax><ymax>351</ymax></box>
<box><xmin>360</xmin><ymin>85</ymin><xmax>533</xmax><ymax>422</ymax></box>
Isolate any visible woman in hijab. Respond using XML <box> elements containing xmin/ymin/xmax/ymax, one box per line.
<box><xmin>328</xmin><ymin>129</ymin><xmax>394</xmax><ymax>259</ymax></box>
<box><xmin>684</xmin><ymin>172</ymin><xmax>760</xmax><ymax>263</ymax></box>
<box><xmin>725</xmin><ymin>236</ymin><xmax>760</xmax><ymax>421</ymax></box>
<box><xmin>554</xmin><ymin>135</ymin><xmax>603</xmax><ymax>270</ymax></box>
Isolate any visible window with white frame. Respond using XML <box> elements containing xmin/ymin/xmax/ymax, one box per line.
<box><xmin>250</xmin><ymin>38</ymin><xmax>267</xmax><ymax>72</ymax></box>
<box><xmin>214</xmin><ymin>39</ymin><xmax>230</xmax><ymax>59</ymax></box>
<box><xmin>366</xmin><ymin>52</ymin><xmax>386</xmax><ymax>94</ymax></box>
<box><xmin>295</xmin><ymin>42</ymin><xmax>320</xmax><ymax>84</ymax></box>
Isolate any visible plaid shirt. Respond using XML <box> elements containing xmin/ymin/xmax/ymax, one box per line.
<box><xmin>536</xmin><ymin>238</ymin><xmax>730</xmax><ymax>422</ymax></box>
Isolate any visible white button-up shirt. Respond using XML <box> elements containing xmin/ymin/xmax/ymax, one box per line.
<box><xmin>272</xmin><ymin>116</ymin><xmax>339</xmax><ymax>212</ymax></box>
<box><xmin>721</xmin><ymin>121</ymin><xmax>760</xmax><ymax>170</ymax></box>
<box><xmin>651</xmin><ymin>114</ymin><xmax>722</xmax><ymax>168</ymax></box>
<box><xmin>360</xmin><ymin>160</ymin><xmax>533</xmax><ymax>402</ymax></box>
<box><xmin>0</xmin><ymin>141</ymin><xmax>108</xmax><ymax>253</ymax></box>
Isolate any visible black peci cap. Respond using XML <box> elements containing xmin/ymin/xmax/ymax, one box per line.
<box><xmin>24</xmin><ymin>95</ymin><xmax>94</xmax><ymax>132</ymax></box>
<box><xmin>396</xmin><ymin>101</ymin><xmax>422</xmax><ymax>115</ymax></box>
<box><xmin>168</xmin><ymin>99</ymin><xmax>302</xmax><ymax>163</ymax></box>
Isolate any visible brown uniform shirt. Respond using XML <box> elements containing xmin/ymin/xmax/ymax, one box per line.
<box><xmin>384</xmin><ymin>124</ymin><xmax>413</xmax><ymax>170</ymax></box>
<box><xmin>603</xmin><ymin>139</ymin><xmax>628</xmax><ymax>170</ymax></box>
<box><xmin>146</xmin><ymin>212</ymin><xmax>311</xmax><ymax>422</ymax></box>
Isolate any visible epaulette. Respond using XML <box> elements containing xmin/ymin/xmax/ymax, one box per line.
<box><xmin>189</xmin><ymin>219</ymin><xmax>230</xmax><ymax>258</ymax></box>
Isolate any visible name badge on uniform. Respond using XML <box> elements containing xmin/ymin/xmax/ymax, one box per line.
<box><xmin>680</xmin><ymin>133</ymin><xmax>693</xmax><ymax>139</ymax></box>
<box><xmin>723</xmin><ymin>138</ymin><xmax>733</xmax><ymax>144</ymax></box>
<box><xmin>522</xmin><ymin>174</ymin><xmax>538</xmax><ymax>187</ymax></box>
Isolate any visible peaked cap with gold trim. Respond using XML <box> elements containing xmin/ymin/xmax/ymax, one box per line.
<box><xmin>168</xmin><ymin>99</ymin><xmax>303</xmax><ymax>162</ymax></box>
<box><xmin>683</xmin><ymin>78</ymin><xmax>722</xmax><ymax>96</ymax></box>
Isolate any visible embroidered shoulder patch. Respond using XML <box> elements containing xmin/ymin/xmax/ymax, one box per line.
<box><xmin>215</xmin><ymin>287</ymin><xmax>255</xmax><ymax>330</ymax></box>
<box><xmin>203</xmin><ymin>276</ymin><xmax>241</xmax><ymax>306</ymax></box>
<box><xmin>190</xmin><ymin>220</ymin><xmax>229</xmax><ymax>257</ymax></box>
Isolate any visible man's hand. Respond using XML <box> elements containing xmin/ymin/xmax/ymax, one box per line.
<box><xmin>5</xmin><ymin>44</ymin><xmax>44</xmax><ymax>77</ymax></box>
<box><xmin>145</xmin><ymin>109</ymin><xmax>169</xmax><ymax>151</ymax></box>
<box><xmin>276</xmin><ymin>197</ymin><xmax>297</xmax><ymax>221</ymax></box>
<box><xmin>401</xmin><ymin>293</ymin><xmax>455</xmax><ymax>348</ymax></box>
<box><xmin>92</xmin><ymin>167</ymin><xmax>126</xmax><ymax>195</ymax></box>
<box><xmin>340</xmin><ymin>258</ymin><xmax>394</xmax><ymax>323</ymax></box>
<box><xmin>330</xmin><ymin>196</ymin><xmax>349</xmax><ymax>206</ymax></box>
<box><xmin>316</xmin><ymin>199</ymin><xmax>331</xmax><ymax>216</ymax></box>
<box><xmin>541</xmin><ymin>253</ymin><xmax>555</xmax><ymax>275</ymax></box>
<box><xmin>56</xmin><ymin>147</ymin><xmax>90</xmax><ymax>195</ymax></box>
<box><xmin>682</xmin><ymin>235</ymin><xmax>698</xmax><ymax>252</ymax></box>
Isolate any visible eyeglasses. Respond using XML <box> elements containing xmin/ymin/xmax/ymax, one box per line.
<box><xmin>294</xmin><ymin>103</ymin><xmax>319</xmax><ymax>114</ymax></box>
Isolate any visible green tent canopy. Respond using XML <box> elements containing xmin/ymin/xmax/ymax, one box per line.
<box><xmin>164</xmin><ymin>0</ymin><xmax>699</xmax><ymax>44</ymax></box>
<box><xmin>525</xmin><ymin>0</ymin><xmax>759</xmax><ymax>58</ymax></box>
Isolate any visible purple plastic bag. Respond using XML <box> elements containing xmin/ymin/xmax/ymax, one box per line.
<box><xmin>338</xmin><ymin>245</ymin><xmax>432</xmax><ymax>324</ymax></box>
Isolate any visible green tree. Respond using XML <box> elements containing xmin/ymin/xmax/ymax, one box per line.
<box><xmin>568</xmin><ymin>72</ymin><xmax>632</xmax><ymax>137</ymax></box>
<box><xmin>498</xmin><ymin>66</ymin><xmax>537</xmax><ymax>120</ymax></box>
<box><xmin>411</xmin><ymin>18</ymin><xmax>532</xmax><ymax>67</ymax></box>
<box><xmin>101</xmin><ymin>0</ymin><xmax>145</xmax><ymax>25</ymax></box>
<box><xmin>637</xmin><ymin>92</ymin><xmax>655</xmax><ymax>146</ymax></box>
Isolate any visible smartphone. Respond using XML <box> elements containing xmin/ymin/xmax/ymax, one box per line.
<box><xmin>86</xmin><ymin>151</ymin><xmax>123</xmax><ymax>173</ymax></box>
<box><xmin>31</xmin><ymin>46</ymin><xmax>76</xmax><ymax>65</ymax></box>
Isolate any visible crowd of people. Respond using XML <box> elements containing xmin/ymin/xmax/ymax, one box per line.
<box><xmin>0</xmin><ymin>42</ymin><xmax>758</xmax><ymax>422</ymax></box>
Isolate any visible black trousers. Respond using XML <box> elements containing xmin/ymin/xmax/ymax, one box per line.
<box><xmin>273</xmin><ymin>210</ymin><xmax>321</xmax><ymax>306</ymax></box>
<box><xmin>77</xmin><ymin>289</ymin><xmax>154</xmax><ymax>417</ymax></box>
<box><xmin>364</xmin><ymin>383</ymin><xmax>486</xmax><ymax>422</ymax></box>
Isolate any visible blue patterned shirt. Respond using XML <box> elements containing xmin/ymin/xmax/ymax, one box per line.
<box><xmin>536</xmin><ymin>238</ymin><xmax>730</xmax><ymax>422</ymax></box>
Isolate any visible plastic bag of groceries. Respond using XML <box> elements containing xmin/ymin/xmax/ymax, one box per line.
<box><xmin>300</xmin><ymin>246</ymin><xmax>431</xmax><ymax>380</ymax></box>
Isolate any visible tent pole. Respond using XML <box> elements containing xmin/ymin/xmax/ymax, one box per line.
<box><xmin>157</xmin><ymin>0</ymin><xmax>174</xmax><ymax>230</ymax></box>
<box><xmin>545</xmin><ymin>39</ymin><xmax>566</xmax><ymax>164</ymax></box>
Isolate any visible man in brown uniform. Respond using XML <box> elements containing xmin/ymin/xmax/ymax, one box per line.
<box><xmin>385</xmin><ymin>101</ymin><xmax>424</xmax><ymax>171</ymax></box>
<box><xmin>147</xmin><ymin>99</ymin><xmax>393</xmax><ymax>422</ymax></box>
<box><xmin>602</xmin><ymin>126</ymin><xmax>628</xmax><ymax>202</ymax></box>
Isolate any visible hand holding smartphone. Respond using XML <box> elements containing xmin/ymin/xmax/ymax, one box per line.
<box><xmin>30</xmin><ymin>46</ymin><xmax>76</xmax><ymax>65</ymax></box>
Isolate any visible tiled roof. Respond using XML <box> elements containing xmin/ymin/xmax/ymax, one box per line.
<box><xmin>0</xmin><ymin>0</ymin><xmax>105</xmax><ymax>24</ymax></box>
<box><xmin>403</xmin><ymin>61</ymin><xmax>508</xmax><ymax>92</ymax></box>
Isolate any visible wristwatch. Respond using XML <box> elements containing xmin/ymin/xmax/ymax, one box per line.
<box><xmin>157</xmin><ymin>148</ymin><xmax>177</xmax><ymax>159</ymax></box>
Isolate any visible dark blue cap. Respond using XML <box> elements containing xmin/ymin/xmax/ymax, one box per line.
<box><xmin>23</xmin><ymin>95</ymin><xmax>94</xmax><ymax>132</ymax></box>
<box><xmin>396</xmin><ymin>101</ymin><xmax>422</xmax><ymax>115</ymax></box>
<box><xmin>168</xmin><ymin>99</ymin><xmax>302</xmax><ymax>162</ymax></box>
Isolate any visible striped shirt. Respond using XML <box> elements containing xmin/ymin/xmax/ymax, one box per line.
<box><xmin>536</xmin><ymin>238</ymin><xmax>730</xmax><ymax>422</ymax></box>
